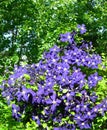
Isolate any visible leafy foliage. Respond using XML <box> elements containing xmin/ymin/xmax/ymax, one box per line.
<box><xmin>0</xmin><ymin>0</ymin><xmax>106</xmax><ymax>64</ymax></box>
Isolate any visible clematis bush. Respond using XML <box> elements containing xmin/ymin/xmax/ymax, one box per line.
<box><xmin>0</xmin><ymin>25</ymin><xmax>107</xmax><ymax>129</ymax></box>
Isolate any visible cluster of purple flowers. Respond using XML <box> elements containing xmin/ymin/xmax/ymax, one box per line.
<box><xmin>0</xmin><ymin>24</ymin><xmax>106</xmax><ymax>129</ymax></box>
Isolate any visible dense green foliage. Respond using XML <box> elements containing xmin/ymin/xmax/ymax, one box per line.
<box><xmin>0</xmin><ymin>0</ymin><xmax>107</xmax><ymax>63</ymax></box>
<box><xmin>0</xmin><ymin>0</ymin><xmax>107</xmax><ymax>129</ymax></box>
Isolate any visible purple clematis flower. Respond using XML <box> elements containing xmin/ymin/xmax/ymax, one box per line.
<box><xmin>88</xmin><ymin>72</ymin><xmax>102</xmax><ymax>89</ymax></box>
<box><xmin>74</xmin><ymin>113</ymin><xmax>84</xmax><ymax>122</ymax></box>
<box><xmin>12</xmin><ymin>104</ymin><xmax>21</xmax><ymax>119</ymax></box>
<box><xmin>50</xmin><ymin>45</ymin><xmax>60</xmax><ymax>53</ymax></box>
<box><xmin>77</xmin><ymin>24</ymin><xmax>87</xmax><ymax>34</ymax></box>
<box><xmin>78</xmin><ymin>121</ymin><xmax>91</xmax><ymax>129</ymax></box>
<box><xmin>2</xmin><ymin>90</ymin><xmax>13</xmax><ymax>105</ymax></box>
<box><xmin>46</xmin><ymin>93</ymin><xmax>61</xmax><ymax>111</ymax></box>
<box><xmin>84</xmin><ymin>111</ymin><xmax>96</xmax><ymax>120</ymax></box>
<box><xmin>60</xmin><ymin>32</ymin><xmax>74</xmax><ymax>44</ymax></box>
<box><xmin>32</xmin><ymin>114</ymin><xmax>41</xmax><ymax>125</ymax></box>
<box><xmin>80</xmin><ymin>103</ymin><xmax>90</xmax><ymax>112</ymax></box>
<box><xmin>15</xmin><ymin>86</ymin><xmax>29</xmax><ymax>102</ymax></box>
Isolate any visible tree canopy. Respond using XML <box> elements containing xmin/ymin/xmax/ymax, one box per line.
<box><xmin>0</xmin><ymin>0</ymin><xmax>106</xmax><ymax>64</ymax></box>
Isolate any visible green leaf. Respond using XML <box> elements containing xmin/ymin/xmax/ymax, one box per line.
<box><xmin>43</xmin><ymin>123</ymin><xmax>47</xmax><ymax>128</ymax></box>
<box><xmin>62</xmin><ymin>89</ymin><xmax>68</xmax><ymax>93</ymax></box>
<box><xmin>24</xmin><ymin>74</ymin><xmax>31</xmax><ymax>80</ymax></box>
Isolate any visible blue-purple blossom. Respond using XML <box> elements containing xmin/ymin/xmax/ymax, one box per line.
<box><xmin>78</xmin><ymin>121</ymin><xmax>91</xmax><ymax>129</ymax></box>
<box><xmin>88</xmin><ymin>72</ymin><xmax>102</xmax><ymax>89</ymax></box>
<box><xmin>77</xmin><ymin>24</ymin><xmax>87</xmax><ymax>34</ymax></box>
<box><xmin>32</xmin><ymin>115</ymin><xmax>41</xmax><ymax>125</ymax></box>
<box><xmin>84</xmin><ymin>111</ymin><xmax>96</xmax><ymax>120</ymax></box>
<box><xmin>46</xmin><ymin>93</ymin><xmax>61</xmax><ymax>111</ymax></box>
<box><xmin>12</xmin><ymin>104</ymin><xmax>21</xmax><ymax>119</ymax></box>
<box><xmin>60</xmin><ymin>32</ymin><xmax>75</xmax><ymax>44</ymax></box>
